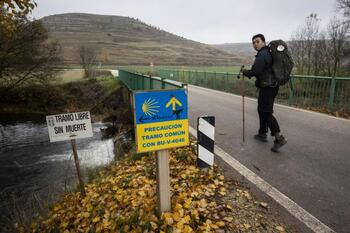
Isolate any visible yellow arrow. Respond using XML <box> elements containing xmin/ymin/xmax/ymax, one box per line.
<box><xmin>166</xmin><ymin>96</ymin><xmax>182</xmax><ymax>111</ymax></box>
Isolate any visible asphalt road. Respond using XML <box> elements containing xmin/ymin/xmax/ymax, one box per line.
<box><xmin>187</xmin><ymin>85</ymin><xmax>350</xmax><ymax>233</ymax></box>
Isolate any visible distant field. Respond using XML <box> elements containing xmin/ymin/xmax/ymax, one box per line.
<box><xmin>118</xmin><ymin>65</ymin><xmax>243</xmax><ymax>74</ymax></box>
<box><xmin>53</xmin><ymin>70</ymin><xmax>118</xmax><ymax>92</ymax></box>
<box><xmin>54</xmin><ymin>70</ymin><xmax>85</xmax><ymax>83</ymax></box>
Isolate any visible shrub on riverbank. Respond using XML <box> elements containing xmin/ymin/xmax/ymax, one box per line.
<box><xmin>0</xmin><ymin>72</ymin><xmax>120</xmax><ymax>116</ymax></box>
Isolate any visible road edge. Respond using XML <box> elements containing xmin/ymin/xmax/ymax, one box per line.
<box><xmin>189</xmin><ymin>126</ymin><xmax>335</xmax><ymax>233</ymax></box>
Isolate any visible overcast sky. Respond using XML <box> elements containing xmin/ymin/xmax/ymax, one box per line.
<box><xmin>31</xmin><ymin>0</ymin><xmax>338</xmax><ymax>44</ymax></box>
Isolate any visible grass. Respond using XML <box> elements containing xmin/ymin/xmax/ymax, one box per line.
<box><xmin>119</xmin><ymin>65</ymin><xmax>243</xmax><ymax>74</ymax></box>
<box><xmin>54</xmin><ymin>70</ymin><xmax>85</xmax><ymax>83</ymax></box>
<box><xmin>51</xmin><ymin>69</ymin><xmax>119</xmax><ymax>96</ymax></box>
<box><xmin>96</xmin><ymin>74</ymin><xmax>119</xmax><ymax>95</ymax></box>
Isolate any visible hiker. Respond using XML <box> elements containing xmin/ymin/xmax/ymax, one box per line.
<box><xmin>241</xmin><ymin>34</ymin><xmax>287</xmax><ymax>152</ymax></box>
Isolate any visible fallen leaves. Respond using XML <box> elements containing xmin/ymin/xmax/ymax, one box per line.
<box><xmin>260</xmin><ymin>202</ymin><xmax>269</xmax><ymax>209</ymax></box>
<box><xmin>28</xmin><ymin>140</ymin><xmax>290</xmax><ymax>233</ymax></box>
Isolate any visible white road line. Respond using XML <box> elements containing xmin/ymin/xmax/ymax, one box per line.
<box><xmin>189</xmin><ymin>84</ymin><xmax>350</xmax><ymax>123</ymax></box>
<box><xmin>189</xmin><ymin>126</ymin><xmax>335</xmax><ymax>233</ymax></box>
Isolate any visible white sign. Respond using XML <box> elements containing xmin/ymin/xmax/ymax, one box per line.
<box><xmin>46</xmin><ymin>111</ymin><xmax>93</xmax><ymax>142</ymax></box>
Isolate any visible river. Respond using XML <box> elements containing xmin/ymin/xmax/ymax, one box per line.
<box><xmin>0</xmin><ymin>113</ymin><xmax>114</xmax><ymax>230</ymax></box>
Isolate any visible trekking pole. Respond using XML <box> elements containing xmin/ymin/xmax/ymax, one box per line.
<box><xmin>237</xmin><ymin>65</ymin><xmax>245</xmax><ymax>143</ymax></box>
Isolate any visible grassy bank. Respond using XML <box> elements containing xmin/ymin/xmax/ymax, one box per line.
<box><xmin>0</xmin><ymin>70</ymin><xmax>119</xmax><ymax>117</ymax></box>
<box><xmin>26</xmin><ymin>141</ymin><xmax>291</xmax><ymax>233</ymax></box>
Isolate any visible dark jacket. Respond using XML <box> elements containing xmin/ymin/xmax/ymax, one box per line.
<box><xmin>243</xmin><ymin>46</ymin><xmax>275</xmax><ymax>88</ymax></box>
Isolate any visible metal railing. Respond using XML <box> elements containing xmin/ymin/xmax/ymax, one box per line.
<box><xmin>118</xmin><ymin>69</ymin><xmax>186</xmax><ymax>91</ymax></box>
<box><xmin>154</xmin><ymin>69</ymin><xmax>350</xmax><ymax>113</ymax></box>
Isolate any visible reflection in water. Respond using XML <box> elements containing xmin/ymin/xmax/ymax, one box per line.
<box><xmin>0</xmin><ymin>116</ymin><xmax>114</xmax><ymax>229</ymax></box>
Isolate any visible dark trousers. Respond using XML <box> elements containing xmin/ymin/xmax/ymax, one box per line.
<box><xmin>257</xmin><ymin>86</ymin><xmax>280</xmax><ymax>136</ymax></box>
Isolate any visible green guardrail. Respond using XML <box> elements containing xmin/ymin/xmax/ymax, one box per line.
<box><xmin>118</xmin><ymin>69</ymin><xmax>186</xmax><ymax>91</ymax></box>
<box><xmin>154</xmin><ymin>69</ymin><xmax>350</xmax><ymax>113</ymax></box>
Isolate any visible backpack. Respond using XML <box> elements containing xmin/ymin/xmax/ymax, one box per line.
<box><xmin>268</xmin><ymin>40</ymin><xmax>294</xmax><ymax>86</ymax></box>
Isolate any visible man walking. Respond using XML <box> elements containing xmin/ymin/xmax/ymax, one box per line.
<box><xmin>242</xmin><ymin>34</ymin><xmax>287</xmax><ymax>152</ymax></box>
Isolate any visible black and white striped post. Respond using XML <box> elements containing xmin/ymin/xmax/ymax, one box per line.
<box><xmin>197</xmin><ymin>116</ymin><xmax>215</xmax><ymax>168</ymax></box>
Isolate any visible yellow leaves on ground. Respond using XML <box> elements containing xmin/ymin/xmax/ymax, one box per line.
<box><xmin>28</xmin><ymin>140</ymin><xmax>288</xmax><ymax>233</ymax></box>
<box><xmin>29</xmin><ymin>154</ymin><xmax>159</xmax><ymax>232</ymax></box>
<box><xmin>162</xmin><ymin>213</ymin><xmax>174</xmax><ymax>225</ymax></box>
<box><xmin>92</xmin><ymin>216</ymin><xmax>100</xmax><ymax>223</ymax></box>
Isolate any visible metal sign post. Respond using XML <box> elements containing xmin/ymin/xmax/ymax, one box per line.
<box><xmin>133</xmin><ymin>89</ymin><xmax>189</xmax><ymax>216</ymax></box>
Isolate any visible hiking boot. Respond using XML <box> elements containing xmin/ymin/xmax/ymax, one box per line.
<box><xmin>271</xmin><ymin>136</ymin><xmax>287</xmax><ymax>152</ymax></box>
<box><xmin>254</xmin><ymin>133</ymin><xmax>268</xmax><ymax>142</ymax></box>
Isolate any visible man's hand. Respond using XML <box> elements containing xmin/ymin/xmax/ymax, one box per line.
<box><xmin>241</xmin><ymin>69</ymin><xmax>252</xmax><ymax>79</ymax></box>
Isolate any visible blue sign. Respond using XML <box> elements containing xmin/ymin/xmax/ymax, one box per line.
<box><xmin>134</xmin><ymin>89</ymin><xmax>188</xmax><ymax>125</ymax></box>
<box><xmin>133</xmin><ymin>89</ymin><xmax>189</xmax><ymax>153</ymax></box>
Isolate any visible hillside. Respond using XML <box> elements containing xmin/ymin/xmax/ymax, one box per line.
<box><xmin>40</xmin><ymin>13</ymin><xmax>243</xmax><ymax>66</ymax></box>
<box><xmin>211</xmin><ymin>43</ymin><xmax>255</xmax><ymax>64</ymax></box>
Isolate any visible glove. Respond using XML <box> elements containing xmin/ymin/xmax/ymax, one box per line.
<box><xmin>241</xmin><ymin>69</ymin><xmax>252</xmax><ymax>79</ymax></box>
<box><xmin>241</xmin><ymin>68</ymin><xmax>247</xmax><ymax>75</ymax></box>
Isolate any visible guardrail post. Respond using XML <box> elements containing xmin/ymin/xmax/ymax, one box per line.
<box><xmin>328</xmin><ymin>77</ymin><xmax>336</xmax><ymax>111</ymax></box>
<box><xmin>135</xmin><ymin>73</ymin><xmax>138</xmax><ymax>89</ymax></box>
<box><xmin>226</xmin><ymin>72</ymin><xmax>229</xmax><ymax>92</ymax></box>
<box><xmin>214</xmin><ymin>72</ymin><xmax>216</xmax><ymax>89</ymax></box>
<box><xmin>150</xmin><ymin>78</ymin><xmax>154</xmax><ymax>89</ymax></box>
<box><xmin>161</xmin><ymin>78</ymin><xmax>166</xmax><ymax>89</ymax></box>
<box><xmin>132</xmin><ymin>73</ymin><xmax>136</xmax><ymax>90</ymax></box>
<box><xmin>288</xmin><ymin>77</ymin><xmax>295</xmax><ymax>106</ymax></box>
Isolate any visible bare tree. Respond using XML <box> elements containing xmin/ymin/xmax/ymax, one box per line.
<box><xmin>327</xmin><ymin>17</ymin><xmax>349</xmax><ymax>76</ymax></box>
<box><xmin>78</xmin><ymin>46</ymin><xmax>97</xmax><ymax>79</ymax></box>
<box><xmin>304</xmin><ymin>14</ymin><xmax>321</xmax><ymax>75</ymax></box>
<box><xmin>337</xmin><ymin>0</ymin><xmax>350</xmax><ymax>20</ymax></box>
<box><xmin>319</xmin><ymin>32</ymin><xmax>333</xmax><ymax>76</ymax></box>
<box><xmin>0</xmin><ymin>17</ymin><xmax>60</xmax><ymax>100</ymax></box>
<box><xmin>290</xmin><ymin>14</ymin><xmax>320</xmax><ymax>75</ymax></box>
<box><xmin>311</xmin><ymin>31</ymin><xmax>332</xmax><ymax>76</ymax></box>
<box><xmin>290</xmin><ymin>28</ymin><xmax>307</xmax><ymax>74</ymax></box>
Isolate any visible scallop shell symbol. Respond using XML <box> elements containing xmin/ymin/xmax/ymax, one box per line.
<box><xmin>277</xmin><ymin>45</ymin><xmax>285</xmax><ymax>52</ymax></box>
<box><xmin>142</xmin><ymin>98</ymin><xmax>159</xmax><ymax>116</ymax></box>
